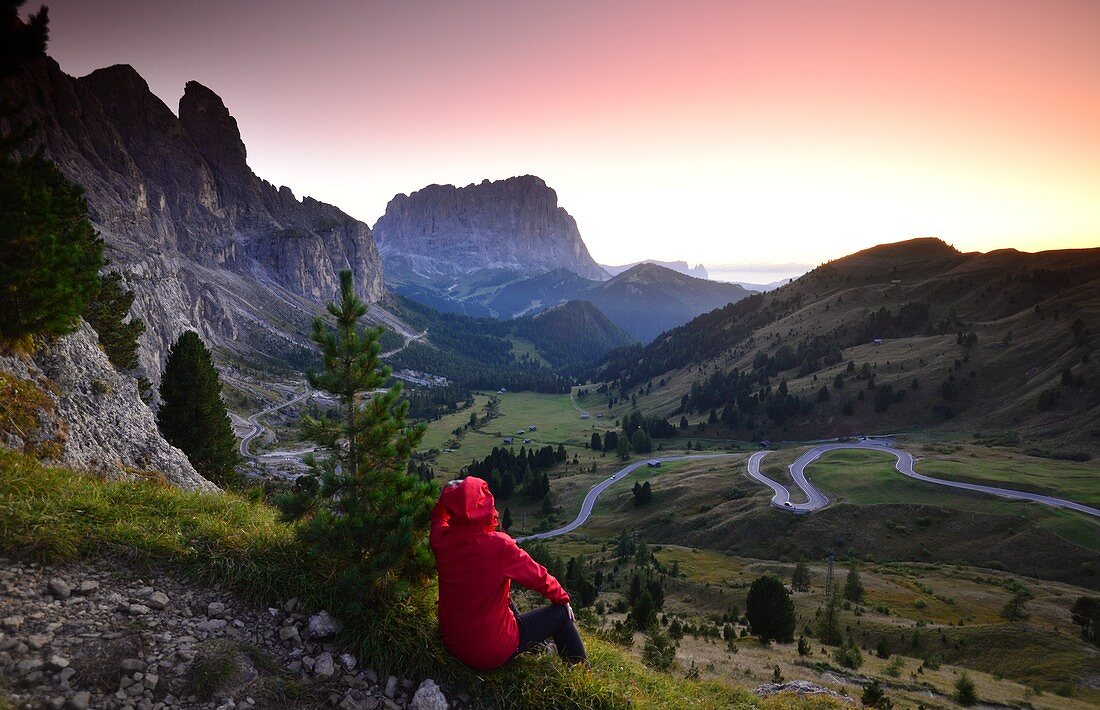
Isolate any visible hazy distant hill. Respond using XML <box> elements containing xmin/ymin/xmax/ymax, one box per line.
<box><xmin>600</xmin><ymin>238</ymin><xmax>1100</xmax><ymax>450</ymax></box>
<box><xmin>383</xmin><ymin>295</ymin><xmax>633</xmax><ymax>389</ymax></box>
<box><xmin>602</xmin><ymin>260</ymin><xmax>709</xmax><ymax>279</ymax></box>
<box><xmin>512</xmin><ymin>300</ymin><xmax>634</xmax><ymax>369</ymax></box>
<box><xmin>487</xmin><ymin>263</ymin><xmax>753</xmax><ymax>342</ymax></box>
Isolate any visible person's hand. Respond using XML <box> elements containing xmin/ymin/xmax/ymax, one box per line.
<box><xmin>565</xmin><ymin>603</ymin><xmax>575</xmax><ymax>623</ymax></box>
<box><xmin>444</xmin><ymin>479</ymin><xmax>463</xmax><ymax>489</ymax></box>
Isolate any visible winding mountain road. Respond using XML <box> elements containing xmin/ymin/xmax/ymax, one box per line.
<box><xmin>750</xmin><ymin>440</ymin><xmax>1100</xmax><ymax>518</ymax></box>
<box><xmin>514</xmin><ymin>439</ymin><xmax>1100</xmax><ymax>543</ymax></box>
<box><xmin>515</xmin><ymin>454</ymin><xmax>740</xmax><ymax>542</ymax></box>
<box><xmin>238</xmin><ymin>389</ymin><xmax>313</xmax><ymax>460</ymax></box>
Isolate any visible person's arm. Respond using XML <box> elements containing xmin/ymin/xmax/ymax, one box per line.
<box><xmin>429</xmin><ymin>489</ymin><xmax>455</xmax><ymax>549</ymax></box>
<box><xmin>499</xmin><ymin>538</ymin><xmax>570</xmax><ymax>605</ymax></box>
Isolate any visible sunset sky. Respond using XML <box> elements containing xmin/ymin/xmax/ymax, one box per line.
<box><xmin>42</xmin><ymin>0</ymin><xmax>1100</xmax><ymax>275</ymax></box>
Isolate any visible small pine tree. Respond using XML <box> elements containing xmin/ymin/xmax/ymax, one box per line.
<box><xmin>83</xmin><ymin>272</ymin><xmax>145</xmax><ymax>370</ymax></box>
<box><xmin>502</xmin><ymin>506</ymin><xmax>513</xmax><ymax>532</ymax></box>
<box><xmin>797</xmin><ymin>635</ymin><xmax>811</xmax><ymax>656</ymax></box>
<box><xmin>791</xmin><ymin>558</ymin><xmax>812</xmax><ymax>592</ymax></box>
<box><xmin>157</xmin><ymin>331</ymin><xmax>239</xmax><ymax>486</ymax></box>
<box><xmin>540</xmin><ymin>492</ymin><xmax>554</xmax><ymax>515</ymax></box>
<box><xmin>817</xmin><ymin>590</ymin><xmax>843</xmax><ymax>645</ymax></box>
<box><xmin>833</xmin><ymin>636</ymin><xmax>863</xmax><ymax>669</ymax></box>
<box><xmin>275</xmin><ymin>270</ymin><xmax>433</xmax><ymax>604</ymax></box>
<box><xmin>861</xmin><ymin>679</ymin><xmax>891</xmax><ymax>708</ymax></box>
<box><xmin>876</xmin><ymin>636</ymin><xmax>890</xmax><ymax>659</ymax></box>
<box><xmin>616</xmin><ymin>434</ymin><xmax>631</xmax><ymax>461</ymax></box>
<box><xmin>844</xmin><ymin>561</ymin><xmax>865</xmax><ymax>603</ymax></box>
<box><xmin>641</xmin><ymin>629</ymin><xmax>676</xmax><ymax>670</ymax></box>
<box><xmin>591</xmin><ymin>432</ymin><xmax>602</xmax><ymax>450</ymax></box>
<box><xmin>954</xmin><ymin>672</ymin><xmax>977</xmax><ymax>706</ymax></box>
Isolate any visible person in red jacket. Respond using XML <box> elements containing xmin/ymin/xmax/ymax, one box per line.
<box><xmin>430</xmin><ymin>477</ymin><xmax>587</xmax><ymax>670</ymax></box>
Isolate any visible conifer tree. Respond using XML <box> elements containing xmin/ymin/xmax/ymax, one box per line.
<box><xmin>502</xmin><ymin>506</ymin><xmax>513</xmax><ymax>532</ymax></box>
<box><xmin>844</xmin><ymin>561</ymin><xmax>865</xmax><ymax>603</ymax></box>
<box><xmin>157</xmin><ymin>331</ymin><xmax>239</xmax><ymax>486</ymax></box>
<box><xmin>791</xmin><ymin>557</ymin><xmax>812</xmax><ymax>592</ymax></box>
<box><xmin>745</xmin><ymin>574</ymin><xmax>796</xmax><ymax>642</ymax></box>
<box><xmin>276</xmin><ymin>270</ymin><xmax>433</xmax><ymax>603</ymax></box>
<box><xmin>1</xmin><ymin>2</ymin><xmax>103</xmax><ymax>345</ymax></box>
<box><xmin>83</xmin><ymin>272</ymin><xmax>145</xmax><ymax>370</ymax></box>
<box><xmin>616</xmin><ymin>434</ymin><xmax>631</xmax><ymax>461</ymax></box>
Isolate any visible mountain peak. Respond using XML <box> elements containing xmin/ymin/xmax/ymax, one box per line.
<box><xmin>374</xmin><ymin>175</ymin><xmax>608</xmax><ymax>281</ymax></box>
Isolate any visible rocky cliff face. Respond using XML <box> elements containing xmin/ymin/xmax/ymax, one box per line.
<box><xmin>373</xmin><ymin>175</ymin><xmax>608</xmax><ymax>282</ymax></box>
<box><xmin>1</xmin><ymin>58</ymin><xmax>383</xmax><ymax>380</ymax></box>
<box><xmin>0</xmin><ymin>321</ymin><xmax>215</xmax><ymax>491</ymax></box>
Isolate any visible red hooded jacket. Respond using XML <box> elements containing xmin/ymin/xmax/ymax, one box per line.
<box><xmin>430</xmin><ymin>477</ymin><xmax>570</xmax><ymax>670</ymax></box>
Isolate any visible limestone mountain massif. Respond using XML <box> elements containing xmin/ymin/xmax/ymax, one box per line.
<box><xmin>1</xmin><ymin>58</ymin><xmax>384</xmax><ymax>381</ymax></box>
<box><xmin>374</xmin><ymin>175</ymin><xmax>608</xmax><ymax>285</ymax></box>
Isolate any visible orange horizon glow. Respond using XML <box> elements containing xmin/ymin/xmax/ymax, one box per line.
<box><xmin>41</xmin><ymin>0</ymin><xmax>1100</xmax><ymax>267</ymax></box>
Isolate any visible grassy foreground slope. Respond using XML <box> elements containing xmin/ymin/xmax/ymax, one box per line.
<box><xmin>0</xmin><ymin>449</ymin><xmax>840</xmax><ymax>709</ymax></box>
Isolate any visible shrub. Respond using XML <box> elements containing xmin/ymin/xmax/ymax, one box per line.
<box><xmin>641</xmin><ymin>630</ymin><xmax>676</xmax><ymax>671</ymax></box>
<box><xmin>833</xmin><ymin>638</ymin><xmax>863</xmax><ymax>669</ymax></box>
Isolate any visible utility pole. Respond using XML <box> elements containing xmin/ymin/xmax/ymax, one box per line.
<box><xmin>825</xmin><ymin>554</ymin><xmax>835</xmax><ymax>596</ymax></box>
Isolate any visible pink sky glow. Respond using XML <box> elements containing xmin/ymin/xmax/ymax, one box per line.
<box><xmin>41</xmin><ymin>0</ymin><xmax>1100</xmax><ymax>268</ymax></box>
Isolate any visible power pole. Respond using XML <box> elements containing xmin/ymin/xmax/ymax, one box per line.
<box><xmin>825</xmin><ymin>554</ymin><xmax>835</xmax><ymax>596</ymax></box>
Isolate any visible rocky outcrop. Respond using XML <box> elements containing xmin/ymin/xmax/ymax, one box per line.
<box><xmin>1</xmin><ymin>57</ymin><xmax>383</xmax><ymax>381</ymax></box>
<box><xmin>0</xmin><ymin>558</ymin><xmax>457</xmax><ymax>709</ymax></box>
<box><xmin>0</xmin><ymin>322</ymin><xmax>215</xmax><ymax>491</ymax></box>
<box><xmin>373</xmin><ymin>175</ymin><xmax>608</xmax><ymax>282</ymax></box>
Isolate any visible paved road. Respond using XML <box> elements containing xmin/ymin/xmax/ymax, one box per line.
<box><xmin>381</xmin><ymin>329</ymin><xmax>428</xmax><ymax>358</ymax></box>
<box><xmin>515</xmin><ymin>453</ymin><xmax>741</xmax><ymax>542</ymax></box>
<box><xmin>238</xmin><ymin>389</ymin><xmax>312</xmax><ymax>460</ymax></box>
<box><xmin>750</xmin><ymin>440</ymin><xmax>1100</xmax><ymax>518</ymax></box>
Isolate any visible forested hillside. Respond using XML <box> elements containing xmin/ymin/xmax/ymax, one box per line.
<box><xmin>598</xmin><ymin>239</ymin><xmax>1100</xmax><ymax>450</ymax></box>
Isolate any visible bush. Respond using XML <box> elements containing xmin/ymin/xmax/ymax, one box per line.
<box><xmin>861</xmin><ymin>679</ymin><xmax>892</xmax><ymax>708</ymax></box>
<box><xmin>832</xmin><ymin>638</ymin><xmax>863</xmax><ymax>669</ymax></box>
<box><xmin>641</xmin><ymin>630</ymin><xmax>676</xmax><ymax>671</ymax></box>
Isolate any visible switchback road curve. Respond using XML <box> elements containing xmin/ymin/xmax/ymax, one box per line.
<box><xmin>515</xmin><ymin>454</ymin><xmax>740</xmax><ymax>542</ymax></box>
<box><xmin>749</xmin><ymin>440</ymin><xmax>1100</xmax><ymax>518</ymax></box>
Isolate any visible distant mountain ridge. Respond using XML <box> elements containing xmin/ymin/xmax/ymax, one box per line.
<box><xmin>602</xmin><ymin>260</ymin><xmax>709</xmax><ymax>280</ymax></box>
<box><xmin>487</xmin><ymin>263</ymin><xmax>753</xmax><ymax>342</ymax></box>
<box><xmin>374</xmin><ymin>175</ymin><xmax>608</xmax><ymax>283</ymax></box>
<box><xmin>1</xmin><ymin>58</ymin><xmax>384</xmax><ymax>379</ymax></box>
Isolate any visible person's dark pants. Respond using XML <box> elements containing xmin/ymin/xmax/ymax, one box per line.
<box><xmin>512</xmin><ymin>603</ymin><xmax>587</xmax><ymax>664</ymax></box>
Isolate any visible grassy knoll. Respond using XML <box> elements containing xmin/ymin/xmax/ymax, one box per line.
<box><xmin>425</xmin><ymin>390</ymin><xmax>621</xmax><ymax>477</ymax></box>
<box><xmin>0</xmin><ymin>449</ymin><xmax>834</xmax><ymax>709</ymax></box>
<box><xmin>910</xmin><ymin>443</ymin><xmax>1100</xmax><ymax>506</ymax></box>
<box><xmin>806</xmin><ymin>448</ymin><xmax>1100</xmax><ymax>551</ymax></box>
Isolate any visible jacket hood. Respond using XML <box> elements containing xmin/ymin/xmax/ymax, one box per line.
<box><xmin>440</xmin><ymin>477</ymin><xmax>499</xmax><ymax>529</ymax></box>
